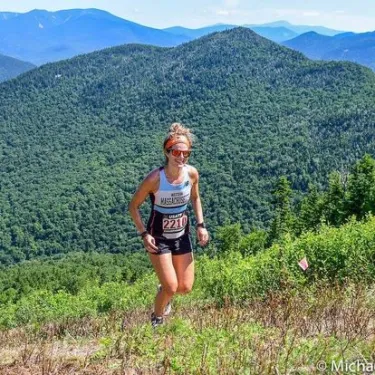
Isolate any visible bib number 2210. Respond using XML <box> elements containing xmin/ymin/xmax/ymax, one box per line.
<box><xmin>162</xmin><ymin>214</ymin><xmax>188</xmax><ymax>231</ymax></box>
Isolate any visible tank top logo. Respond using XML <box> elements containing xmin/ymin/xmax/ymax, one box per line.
<box><xmin>160</xmin><ymin>191</ymin><xmax>190</xmax><ymax>206</ymax></box>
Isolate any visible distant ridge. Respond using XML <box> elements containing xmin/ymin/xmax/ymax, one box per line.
<box><xmin>164</xmin><ymin>20</ymin><xmax>346</xmax><ymax>42</ymax></box>
<box><xmin>0</xmin><ymin>53</ymin><xmax>35</xmax><ymax>82</ymax></box>
<box><xmin>251</xmin><ymin>20</ymin><xmax>345</xmax><ymax>36</ymax></box>
<box><xmin>283</xmin><ymin>31</ymin><xmax>375</xmax><ymax>71</ymax></box>
<box><xmin>0</xmin><ymin>10</ymin><xmax>352</xmax><ymax>65</ymax></box>
<box><xmin>0</xmin><ymin>9</ymin><xmax>189</xmax><ymax>65</ymax></box>
<box><xmin>164</xmin><ymin>24</ymin><xmax>298</xmax><ymax>42</ymax></box>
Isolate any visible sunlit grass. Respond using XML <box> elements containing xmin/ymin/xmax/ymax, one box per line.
<box><xmin>1</xmin><ymin>283</ymin><xmax>375</xmax><ymax>374</ymax></box>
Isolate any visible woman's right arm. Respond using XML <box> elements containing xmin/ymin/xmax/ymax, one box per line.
<box><xmin>128</xmin><ymin>170</ymin><xmax>159</xmax><ymax>253</ymax></box>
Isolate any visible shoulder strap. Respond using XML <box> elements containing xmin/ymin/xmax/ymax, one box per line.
<box><xmin>158</xmin><ymin>166</ymin><xmax>167</xmax><ymax>189</ymax></box>
<box><xmin>184</xmin><ymin>165</ymin><xmax>191</xmax><ymax>183</ymax></box>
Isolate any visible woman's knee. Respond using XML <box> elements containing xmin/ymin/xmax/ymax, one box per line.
<box><xmin>161</xmin><ymin>282</ymin><xmax>178</xmax><ymax>296</ymax></box>
<box><xmin>177</xmin><ymin>283</ymin><xmax>193</xmax><ymax>294</ymax></box>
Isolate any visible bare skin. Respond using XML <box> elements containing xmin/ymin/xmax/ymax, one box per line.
<box><xmin>129</xmin><ymin>141</ymin><xmax>209</xmax><ymax>317</ymax></box>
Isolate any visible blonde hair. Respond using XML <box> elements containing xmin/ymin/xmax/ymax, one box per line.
<box><xmin>163</xmin><ymin>123</ymin><xmax>194</xmax><ymax>164</ymax></box>
<box><xmin>163</xmin><ymin>122</ymin><xmax>194</xmax><ymax>150</ymax></box>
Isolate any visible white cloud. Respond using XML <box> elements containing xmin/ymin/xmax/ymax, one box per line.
<box><xmin>216</xmin><ymin>9</ymin><xmax>230</xmax><ymax>16</ymax></box>
<box><xmin>223</xmin><ymin>0</ymin><xmax>240</xmax><ymax>8</ymax></box>
<box><xmin>303</xmin><ymin>11</ymin><xmax>320</xmax><ymax>17</ymax></box>
<box><xmin>211</xmin><ymin>0</ymin><xmax>241</xmax><ymax>18</ymax></box>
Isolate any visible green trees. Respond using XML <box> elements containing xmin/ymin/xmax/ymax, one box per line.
<box><xmin>297</xmin><ymin>184</ymin><xmax>323</xmax><ymax>233</ymax></box>
<box><xmin>346</xmin><ymin>154</ymin><xmax>375</xmax><ymax>219</ymax></box>
<box><xmin>0</xmin><ymin>252</ymin><xmax>151</xmax><ymax>305</ymax></box>
<box><xmin>322</xmin><ymin>171</ymin><xmax>346</xmax><ymax>226</ymax></box>
<box><xmin>1</xmin><ymin>153</ymin><xmax>375</xmax><ymax>327</ymax></box>
<box><xmin>269</xmin><ymin>155</ymin><xmax>375</xmax><ymax>239</ymax></box>
<box><xmin>269</xmin><ymin>176</ymin><xmax>294</xmax><ymax>243</ymax></box>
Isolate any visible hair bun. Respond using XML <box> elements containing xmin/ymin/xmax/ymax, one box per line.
<box><xmin>164</xmin><ymin>122</ymin><xmax>194</xmax><ymax>149</ymax></box>
<box><xmin>169</xmin><ymin>122</ymin><xmax>188</xmax><ymax>135</ymax></box>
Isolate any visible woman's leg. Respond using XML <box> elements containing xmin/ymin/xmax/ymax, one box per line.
<box><xmin>148</xmin><ymin>252</ymin><xmax>178</xmax><ymax>316</ymax></box>
<box><xmin>172</xmin><ymin>252</ymin><xmax>195</xmax><ymax>294</ymax></box>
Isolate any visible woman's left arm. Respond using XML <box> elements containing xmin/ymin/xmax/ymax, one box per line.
<box><xmin>190</xmin><ymin>166</ymin><xmax>209</xmax><ymax>246</ymax></box>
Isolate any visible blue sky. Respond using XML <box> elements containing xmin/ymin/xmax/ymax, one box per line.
<box><xmin>1</xmin><ymin>0</ymin><xmax>374</xmax><ymax>32</ymax></box>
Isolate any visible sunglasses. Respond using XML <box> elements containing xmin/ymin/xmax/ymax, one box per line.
<box><xmin>167</xmin><ymin>149</ymin><xmax>192</xmax><ymax>158</ymax></box>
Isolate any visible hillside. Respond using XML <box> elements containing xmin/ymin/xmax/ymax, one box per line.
<box><xmin>0</xmin><ymin>27</ymin><xmax>375</xmax><ymax>263</ymax></box>
<box><xmin>0</xmin><ymin>53</ymin><xmax>35</xmax><ymax>82</ymax></box>
<box><xmin>1</xmin><ymin>216</ymin><xmax>375</xmax><ymax>373</ymax></box>
<box><xmin>0</xmin><ymin>9</ymin><xmax>189</xmax><ymax>65</ymax></box>
<box><xmin>283</xmin><ymin>31</ymin><xmax>375</xmax><ymax>71</ymax></box>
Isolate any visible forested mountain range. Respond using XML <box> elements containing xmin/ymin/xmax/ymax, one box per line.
<box><xmin>0</xmin><ymin>53</ymin><xmax>35</xmax><ymax>82</ymax></box>
<box><xmin>0</xmin><ymin>9</ymin><xmax>189</xmax><ymax>65</ymax></box>
<box><xmin>164</xmin><ymin>21</ymin><xmax>344</xmax><ymax>42</ymax></box>
<box><xmin>257</xmin><ymin>20</ymin><xmax>344</xmax><ymax>36</ymax></box>
<box><xmin>0</xmin><ymin>27</ymin><xmax>374</xmax><ymax>264</ymax></box>
<box><xmin>283</xmin><ymin>31</ymin><xmax>375</xmax><ymax>71</ymax></box>
<box><xmin>164</xmin><ymin>24</ymin><xmax>299</xmax><ymax>42</ymax></box>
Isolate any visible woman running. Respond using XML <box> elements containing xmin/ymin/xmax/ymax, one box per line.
<box><xmin>129</xmin><ymin>123</ymin><xmax>209</xmax><ymax>327</ymax></box>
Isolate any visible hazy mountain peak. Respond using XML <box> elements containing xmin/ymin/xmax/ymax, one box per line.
<box><xmin>27</xmin><ymin>9</ymin><xmax>50</xmax><ymax>15</ymax></box>
<box><xmin>263</xmin><ymin>20</ymin><xmax>292</xmax><ymax>27</ymax></box>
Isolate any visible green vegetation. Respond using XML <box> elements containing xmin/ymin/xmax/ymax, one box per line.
<box><xmin>1</xmin><ymin>214</ymin><xmax>375</xmax><ymax>373</ymax></box>
<box><xmin>0</xmin><ymin>251</ymin><xmax>151</xmax><ymax>305</ymax></box>
<box><xmin>0</xmin><ymin>28</ymin><xmax>375</xmax><ymax>263</ymax></box>
<box><xmin>0</xmin><ymin>152</ymin><xmax>375</xmax><ymax>373</ymax></box>
<box><xmin>0</xmin><ymin>154</ymin><xmax>374</xmax><ymax>325</ymax></box>
<box><xmin>1</xmin><ymin>210</ymin><xmax>375</xmax><ymax>328</ymax></box>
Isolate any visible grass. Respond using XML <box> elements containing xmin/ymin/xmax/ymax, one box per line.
<box><xmin>1</xmin><ymin>282</ymin><xmax>375</xmax><ymax>374</ymax></box>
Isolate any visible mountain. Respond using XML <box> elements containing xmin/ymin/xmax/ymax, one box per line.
<box><xmin>283</xmin><ymin>32</ymin><xmax>333</xmax><ymax>59</ymax></box>
<box><xmin>163</xmin><ymin>24</ymin><xmax>237</xmax><ymax>39</ymax></box>
<box><xmin>0</xmin><ymin>9</ymin><xmax>189</xmax><ymax>65</ymax></box>
<box><xmin>0</xmin><ymin>53</ymin><xmax>35</xmax><ymax>82</ymax></box>
<box><xmin>0</xmin><ymin>10</ymin><xmax>350</xmax><ymax>65</ymax></box>
<box><xmin>283</xmin><ymin>31</ymin><xmax>375</xmax><ymax>71</ymax></box>
<box><xmin>164</xmin><ymin>24</ymin><xmax>298</xmax><ymax>42</ymax></box>
<box><xmin>164</xmin><ymin>20</ymin><xmax>346</xmax><ymax>42</ymax></box>
<box><xmin>0</xmin><ymin>27</ymin><xmax>374</xmax><ymax>264</ymax></box>
<box><xmin>255</xmin><ymin>20</ymin><xmax>345</xmax><ymax>36</ymax></box>
<box><xmin>250</xmin><ymin>26</ymin><xmax>298</xmax><ymax>42</ymax></box>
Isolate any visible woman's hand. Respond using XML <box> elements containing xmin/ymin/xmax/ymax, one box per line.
<box><xmin>143</xmin><ymin>234</ymin><xmax>159</xmax><ymax>254</ymax></box>
<box><xmin>197</xmin><ymin>227</ymin><xmax>209</xmax><ymax>247</ymax></box>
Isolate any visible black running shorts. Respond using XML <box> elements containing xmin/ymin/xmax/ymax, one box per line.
<box><xmin>153</xmin><ymin>233</ymin><xmax>193</xmax><ymax>255</ymax></box>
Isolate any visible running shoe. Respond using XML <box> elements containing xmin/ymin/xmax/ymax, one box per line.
<box><xmin>151</xmin><ymin>312</ymin><xmax>164</xmax><ymax>328</ymax></box>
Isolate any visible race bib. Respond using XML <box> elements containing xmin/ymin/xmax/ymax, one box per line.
<box><xmin>162</xmin><ymin>213</ymin><xmax>188</xmax><ymax>233</ymax></box>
